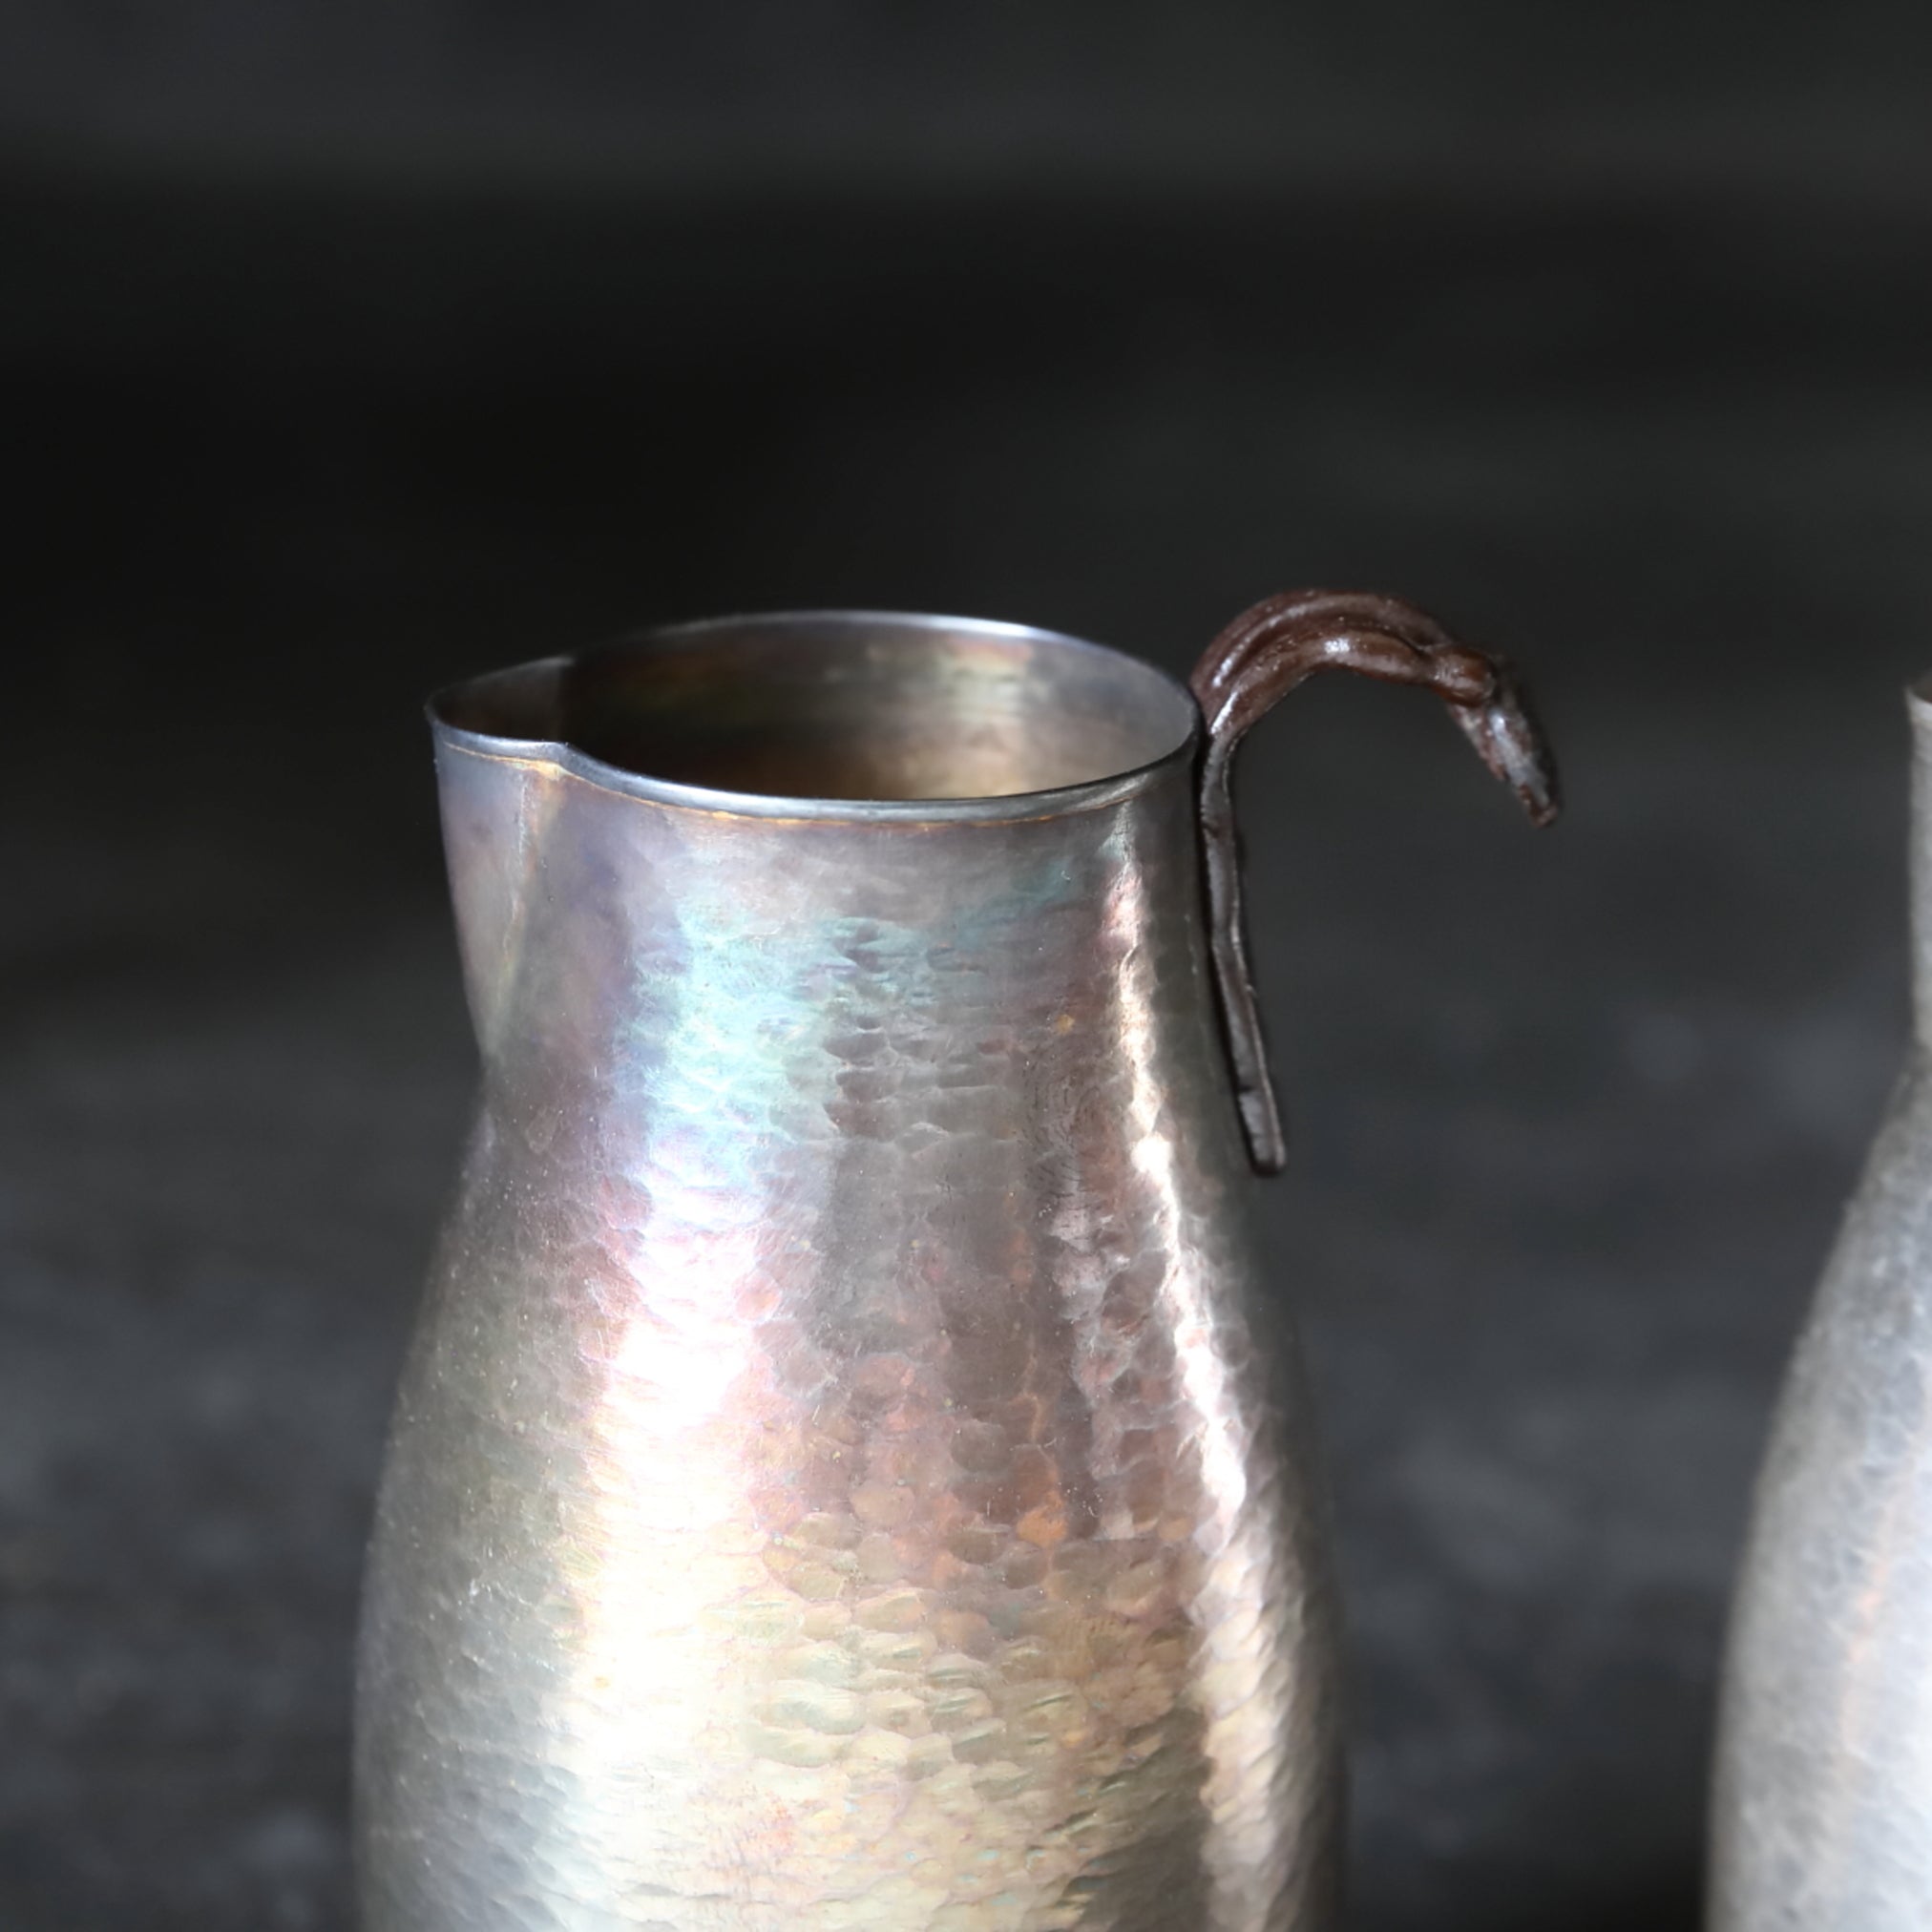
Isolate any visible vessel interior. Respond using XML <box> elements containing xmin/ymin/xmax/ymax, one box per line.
<box><xmin>434</xmin><ymin>616</ymin><xmax>1198</xmax><ymax>802</ymax></box>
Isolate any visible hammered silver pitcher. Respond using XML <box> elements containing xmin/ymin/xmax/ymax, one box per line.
<box><xmin>354</xmin><ymin>595</ymin><xmax>1558</xmax><ymax>1931</ymax></box>
<box><xmin>1712</xmin><ymin>676</ymin><xmax>1932</xmax><ymax>1931</ymax></box>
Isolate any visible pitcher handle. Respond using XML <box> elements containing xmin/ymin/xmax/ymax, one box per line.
<box><xmin>1190</xmin><ymin>590</ymin><xmax>1561</xmax><ymax>1176</ymax></box>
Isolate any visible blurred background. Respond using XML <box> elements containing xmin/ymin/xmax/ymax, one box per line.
<box><xmin>8</xmin><ymin>4</ymin><xmax>1932</xmax><ymax>1926</ymax></box>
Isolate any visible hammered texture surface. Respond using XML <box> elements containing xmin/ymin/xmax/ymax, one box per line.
<box><xmin>1712</xmin><ymin>1049</ymin><xmax>1932</xmax><ymax>1928</ymax></box>
<box><xmin>353</xmin><ymin>741</ymin><xmax>1341</xmax><ymax>1929</ymax></box>
<box><xmin>1711</xmin><ymin>706</ymin><xmax>1932</xmax><ymax>1930</ymax></box>
<box><xmin>1712</xmin><ymin>692</ymin><xmax>1932</xmax><ymax>1932</ymax></box>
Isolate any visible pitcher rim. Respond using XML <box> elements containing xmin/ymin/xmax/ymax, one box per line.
<box><xmin>428</xmin><ymin>608</ymin><xmax>1204</xmax><ymax>825</ymax></box>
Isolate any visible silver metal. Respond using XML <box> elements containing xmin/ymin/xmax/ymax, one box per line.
<box><xmin>1711</xmin><ymin>678</ymin><xmax>1932</xmax><ymax>1929</ymax></box>
<box><xmin>356</xmin><ymin>612</ymin><xmax>1344</xmax><ymax>1930</ymax></box>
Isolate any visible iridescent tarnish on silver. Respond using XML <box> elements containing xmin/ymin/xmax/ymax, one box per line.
<box><xmin>1711</xmin><ymin>679</ymin><xmax>1932</xmax><ymax>1931</ymax></box>
<box><xmin>355</xmin><ymin>602</ymin><xmax>1552</xmax><ymax>1930</ymax></box>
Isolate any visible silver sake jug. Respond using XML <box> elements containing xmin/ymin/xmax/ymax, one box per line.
<box><xmin>1712</xmin><ymin>677</ymin><xmax>1932</xmax><ymax>1929</ymax></box>
<box><xmin>353</xmin><ymin>594</ymin><xmax>1558</xmax><ymax>1931</ymax></box>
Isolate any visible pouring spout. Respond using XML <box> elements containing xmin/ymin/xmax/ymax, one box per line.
<box><xmin>432</xmin><ymin>731</ymin><xmax>570</xmax><ymax>1063</ymax></box>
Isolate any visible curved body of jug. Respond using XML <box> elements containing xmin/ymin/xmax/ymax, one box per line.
<box><xmin>1712</xmin><ymin>682</ymin><xmax>1932</xmax><ymax>1929</ymax></box>
<box><xmin>355</xmin><ymin>615</ymin><xmax>1342</xmax><ymax>1930</ymax></box>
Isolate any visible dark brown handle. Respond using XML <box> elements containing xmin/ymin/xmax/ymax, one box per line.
<box><xmin>1191</xmin><ymin>590</ymin><xmax>1561</xmax><ymax>1176</ymax></box>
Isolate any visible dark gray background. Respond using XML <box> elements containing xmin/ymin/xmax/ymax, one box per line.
<box><xmin>9</xmin><ymin>5</ymin><xmax>1932</xmax><ymax>1926</ymax></box>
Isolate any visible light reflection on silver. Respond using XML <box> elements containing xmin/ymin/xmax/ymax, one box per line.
<box><xmin>1710</xmin><ymin>680</ymin><xmax>1932</xmax><ymax>1930</ymax></box>
<box><xmin>355</xmin><ymin>613</ymin><xmax>1342</xmax><ymax>1929</ymax></box>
